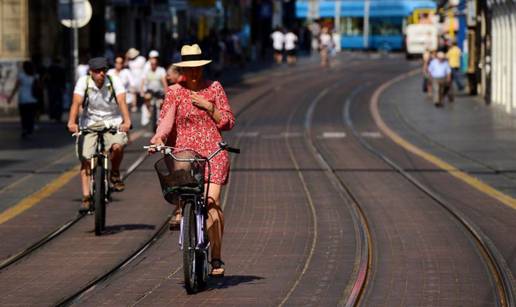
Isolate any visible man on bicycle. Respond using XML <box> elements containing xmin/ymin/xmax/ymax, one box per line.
<box><xmin>67</xmin><ymin>57</ymin><xmax>131</xmax><ymax>212</ymax></box>
<box><xmin>140</xmin><ymin>54</ymin><xmax>167</xmax><ymax>126</ymax></box>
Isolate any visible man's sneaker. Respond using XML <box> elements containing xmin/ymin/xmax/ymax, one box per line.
<box><xmin>110</xmin><ymin>171</ymin><xmax>125</xmax><ymax>192</ymax></box>
<box><xmin>79</xmin><ymin>195</ymin><xmax>92</xmax><ymax>214</ymax></box>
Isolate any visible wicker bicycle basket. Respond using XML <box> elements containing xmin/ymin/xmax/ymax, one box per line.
<box><xmin>154</xmin><ymin>150</ymin><xmax>206</xmax><ymax>204</ymax></box>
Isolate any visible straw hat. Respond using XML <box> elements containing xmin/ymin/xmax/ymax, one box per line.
<box><xmin>173</xmin><ymin>44</ymin><xmax>211</xmax><ymax>67</ymax></box>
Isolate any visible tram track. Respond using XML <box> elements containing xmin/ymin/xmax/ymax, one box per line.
<box><xmin>0</xmin><ymin>139</ymin><xmax>149</xmax><ymax>271</ymax></box>
<box><xmin>290</xmin><ymin>82</ymin><xmax>373</xmax><ymax>306</ymax></box>
<box><xmin>343</xmin><ymin>83</ymin><xmax>516</xmax><ymax>306</ymax></box>
<box><xmin>283</xmin><ymin>62</ymin><xmax>516</xmax><ymax>306</ymax></box>
<box><xmin>90</xmin><ymin>58</ymin><xmax>516</xmax><ymax>306</ymax></box>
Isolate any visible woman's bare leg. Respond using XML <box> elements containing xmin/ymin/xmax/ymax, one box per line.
<box><xmin>206</xmin><ymin>183</ymin><xmax>224</xmax><ymax>262</ymax></box>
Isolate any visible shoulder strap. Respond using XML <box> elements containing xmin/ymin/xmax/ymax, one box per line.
<box><xmin>82</xmin><ymin>76</ymin><xmax>90</xmax><ymax>110</ymax></box>
<box><xmin>107</xmin><ymin>75</ymin><xmax>118</xmax><ymax>104</ymax></box>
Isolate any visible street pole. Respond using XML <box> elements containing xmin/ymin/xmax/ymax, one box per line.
<box><xmin>68</xmin><ymin>0</ymin><xmax>79</xmax><ymax>84</ymax></box>
<box><xmin>363</xmin><ymin>0</ymin><xmax>370</xmax><ymax>49</ymax></box>
<box><xmin>334</xmin><ymin>0</ymin><xmax>341</xmax><ymax>52</ymax></box>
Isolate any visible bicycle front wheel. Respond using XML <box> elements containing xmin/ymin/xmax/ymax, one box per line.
<box><xmin>183</xmin><ymin>200</ymin><xmax>200</xmax><ymax>294</ymax></box>
<box><xmin>94</xmin><ymin>160</ymin><xmax>106</xmax><ymax>236</ymax></box>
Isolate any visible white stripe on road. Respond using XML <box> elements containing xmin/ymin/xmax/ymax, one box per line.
<box><xmin>235</xmin><ymin>131</ymin><xmax>260</xmax><ymax>138</ymax></box>
<box><xmin>261</xmin><ymin>132</ymin><xmax>303</xmax><ymax>139</ymax></box>
<box><xmin>361</xmin><ymin>131</ymin><xmax>382</xmax><ymax>139</ymax></box>
<box><xmin>319</xmin><ymin>131</ymin><xmax>347</xmax><ymax>139</ymax></box>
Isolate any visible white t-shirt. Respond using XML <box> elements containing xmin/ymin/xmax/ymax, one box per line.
<box><xmin>142</xmin><ymin>66</ymin><xmax>166</xmax><ymax>92</ymax></box>
<box><xmin>108</xmin><ymin>68</ymin><xmax>134</xmax><ymax>104</ymax></box>
<box><xmin>127</xmin><ymin>55</ymin><xmax>146</xmax><ymax>92</ymax></box>
<box><xmin>74</xmin><ymin>75</ymin><xmax>126</xmax><ymax>128</ymax></box>
<box><xmin>18</xmin><ymin>72</ymin><xmax>37</xmax><ymax>104</ymax></box>
<box><xmin>320</xmin><ymin>33</ymin><xmax>333</xmax><ymax>48</ymax></box>
<box><xmin>271</xmin><ymin>31</ymin><xmax>285</xmax><ymax>51</ymax></box>
<box><xmin>284</xmin><ymin>32</ymin><xmax>298</xmax><ymax>51</ymax></box>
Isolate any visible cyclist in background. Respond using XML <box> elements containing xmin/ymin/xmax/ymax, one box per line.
<box><xmin>140</xmin><ymin>54</ymin><xmax>167</xmax><ymax>126</ymax></box>
<box><xmin>67</xmin><ymin>57</ymin><xmax>131</xmax><ymax>212</ymax></box>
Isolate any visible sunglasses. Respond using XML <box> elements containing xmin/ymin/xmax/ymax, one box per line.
<box><xmin>91</xmin><ymin>68</ymin><xmax>107</xmax><ymax>74</ymax></box>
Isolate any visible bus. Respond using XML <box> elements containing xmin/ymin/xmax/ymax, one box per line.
<box><xmin>296</xmin><ymin>0</ymin><xmax>436</xmax><ymax>51</ymax></box>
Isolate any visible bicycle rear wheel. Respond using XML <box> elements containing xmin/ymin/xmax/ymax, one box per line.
<box><xmin>94</xmin><ymin>160</ymin><xmax>106</xmax><ymax>236</ymax></box>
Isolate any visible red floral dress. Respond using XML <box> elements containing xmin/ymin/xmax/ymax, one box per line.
<box><xmin>153</xmin><ymin>81</ymin><xmax>235</xmax><ymax>185</ymax></box>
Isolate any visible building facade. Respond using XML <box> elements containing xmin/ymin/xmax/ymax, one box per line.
<box><xmin>488</xmin><ymin>0</ymin><xmax>516</xmax><ymax>114</ymax></box>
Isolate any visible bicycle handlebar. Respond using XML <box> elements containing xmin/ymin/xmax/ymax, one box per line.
<box><xmin>72</xmin><ymin>127</ymin><xmax>121</xmax><ymax>137</ymax></box>
<box><xmin>144</xmin><ymin>141</ymin><xmax>240</xmax><ymax>161</ymax></box>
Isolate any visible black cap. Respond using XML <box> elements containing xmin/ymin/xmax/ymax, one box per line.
<box><xmin>88</xmin><ymin>57</ymin><xmax>108</xmax><ymax>70</ymax></box>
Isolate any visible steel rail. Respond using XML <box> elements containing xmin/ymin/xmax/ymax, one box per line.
<box><xmin>344</xmin><ymin>85</ymin><xmax>516</xmax><ymax>307</ymax></box>
<box><xmin>0</xmin><ymin>149</ymin><xmax>148</xmax><ymax>271</ymax></box>
<box><xmin>300</xmin><ymin>84</ymin><xmax>373</xmax><ymax>307</ymax></box>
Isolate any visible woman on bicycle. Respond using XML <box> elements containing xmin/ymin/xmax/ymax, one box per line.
<box><xmin>150</xmin><ymin>44</ymin><xmax>235</xmax><ymax>277</ymax></box>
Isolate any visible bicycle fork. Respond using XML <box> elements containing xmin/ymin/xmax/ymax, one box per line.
<box><xmin>179</xmin><ymin>199</ymin><xmax>208</xmax><ymax>250</ymax></box>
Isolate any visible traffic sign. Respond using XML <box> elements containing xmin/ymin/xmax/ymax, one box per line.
<box><xmin>58</xmin><ymin>0</ymin><xmax>92</xmax><ymax>28</ymax></box>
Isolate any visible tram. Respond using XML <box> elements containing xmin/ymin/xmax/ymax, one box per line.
<box><xmin>296</xmin><ymin>0</ymin><xmax>436</xmax><ymax>51</ymax></box>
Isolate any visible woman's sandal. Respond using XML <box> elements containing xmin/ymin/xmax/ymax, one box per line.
<box><xmin>210</xmin><ymin>259</ymin><xmax>225</xmax><ymax>278</ymax></box>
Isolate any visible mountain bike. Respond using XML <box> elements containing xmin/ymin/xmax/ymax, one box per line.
<box><xmin>144</xmin><ymin>142</ymin><xmax>240</xmax><ymax>294</ymax></box>
<box><xmin>77</xmin><ymin>127</ymin><xmax>119</xmax><ymax>236</ymax></box>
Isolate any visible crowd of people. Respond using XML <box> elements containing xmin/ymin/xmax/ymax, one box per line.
<box><xmin>269</xmin><ymin>23</ymin><xmax>336</xmax><ymax>68</ymax></box>
<box><xmin>422</xmin><ymin>41</ymin><xmax>464</xmax><ymax>107</ymax></box>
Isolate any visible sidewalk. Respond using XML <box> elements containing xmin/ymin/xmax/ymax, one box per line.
<box><xmin>379</xmin><ymin>72</ymin><xmax>516</xmax><ymax>198</ymax></box>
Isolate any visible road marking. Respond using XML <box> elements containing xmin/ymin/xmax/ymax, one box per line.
<box><xmin>360</xmin><ymin>131</ymin><xmax>382</xmax><ymax>139</ymax></box>
<box><xmin>235</xmin><ymin>131</ymin><xmax>259</xmax><ymax>138</ymax></box>
<box><xmin>261</xmin><ymin>132</ymin><xmax>303</xmax><ymax>139</ymax></box>
<box><xmin>370</xmin><ymin>69</ymin><xmax>516</xmax><ymax>211</ymax></box>
<box><xmin>320</xmin><ymin>131</ymin><xmax>347</xmax><ymax>139</ymax></box>
<box><xmin>0</xmin><ymin>129</ymin><xmax>146</xmax><ymax>224</ymax></box>
<box><xmin>0</xmin><ymin>165</ymin><xmax>80</xmax><ymax>224</ymax></box>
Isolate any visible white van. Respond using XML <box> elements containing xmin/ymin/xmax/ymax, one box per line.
<box><xmin>405</xmin><ymin>24</ymin><xmax>438</xmax><ymax>57</ymax></box>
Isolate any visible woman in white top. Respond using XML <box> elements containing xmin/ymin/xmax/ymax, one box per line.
<box><xmin>8</xmin><ymin>61</ymin><xmax>39</xmax><ymax>138</ymax></box>
<box><xmin>319</xmin><ymin>27</ymin><xmax>333</xmax><ymax>68</ymax></box>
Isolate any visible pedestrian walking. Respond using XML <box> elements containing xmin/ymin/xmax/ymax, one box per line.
<box><xmin>150</xmin><ymin>44</ymin><xmax>235</xmax><ymax>277</ymax></box>
<box><xmin>309</xmin><ymin>21</ymin><xmax>321</xmax><ymax>53</ymax></box>
<box><xmin>284</xmin><ymin>29</ymin><xmax>298</xmax><ymax>65</ymax></box>
<box><xmin>422</xmin><ymin>48</ymin><xmax>432</xmax><ymax>95</ymax></box>
<box><xmin>270</xmin><ymin>27</ymin><xmax>285</xmax><ymax>64</ymax></box>
<box><xmin>7</xmin><ymin>61</ymin><xmax>40</xmax><ymax>139</ymax></box>
<box><xmin>447</xmin><ymin>41</ymin><xmax>464</xmax><ymax>92</ymax></box>
<box><xmin>319</xmin><ymin>27</ymin><xmax>333</xmax><ymax>68</ymax></box>
<box><xmin>428</xmin><ymin>51</ymin><xmax>453</xmax><ymax>107</ymax></box>
<box><xmin>67</xmin><ymin>57</ymin><xmax>131</xmax><ymax>212</ymax></box>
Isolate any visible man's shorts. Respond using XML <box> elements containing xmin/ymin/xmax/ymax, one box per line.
<box><xmin>76</xmin><ymin>127</ymin><xmax>128</xmax><ymax>161</ymax></box>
